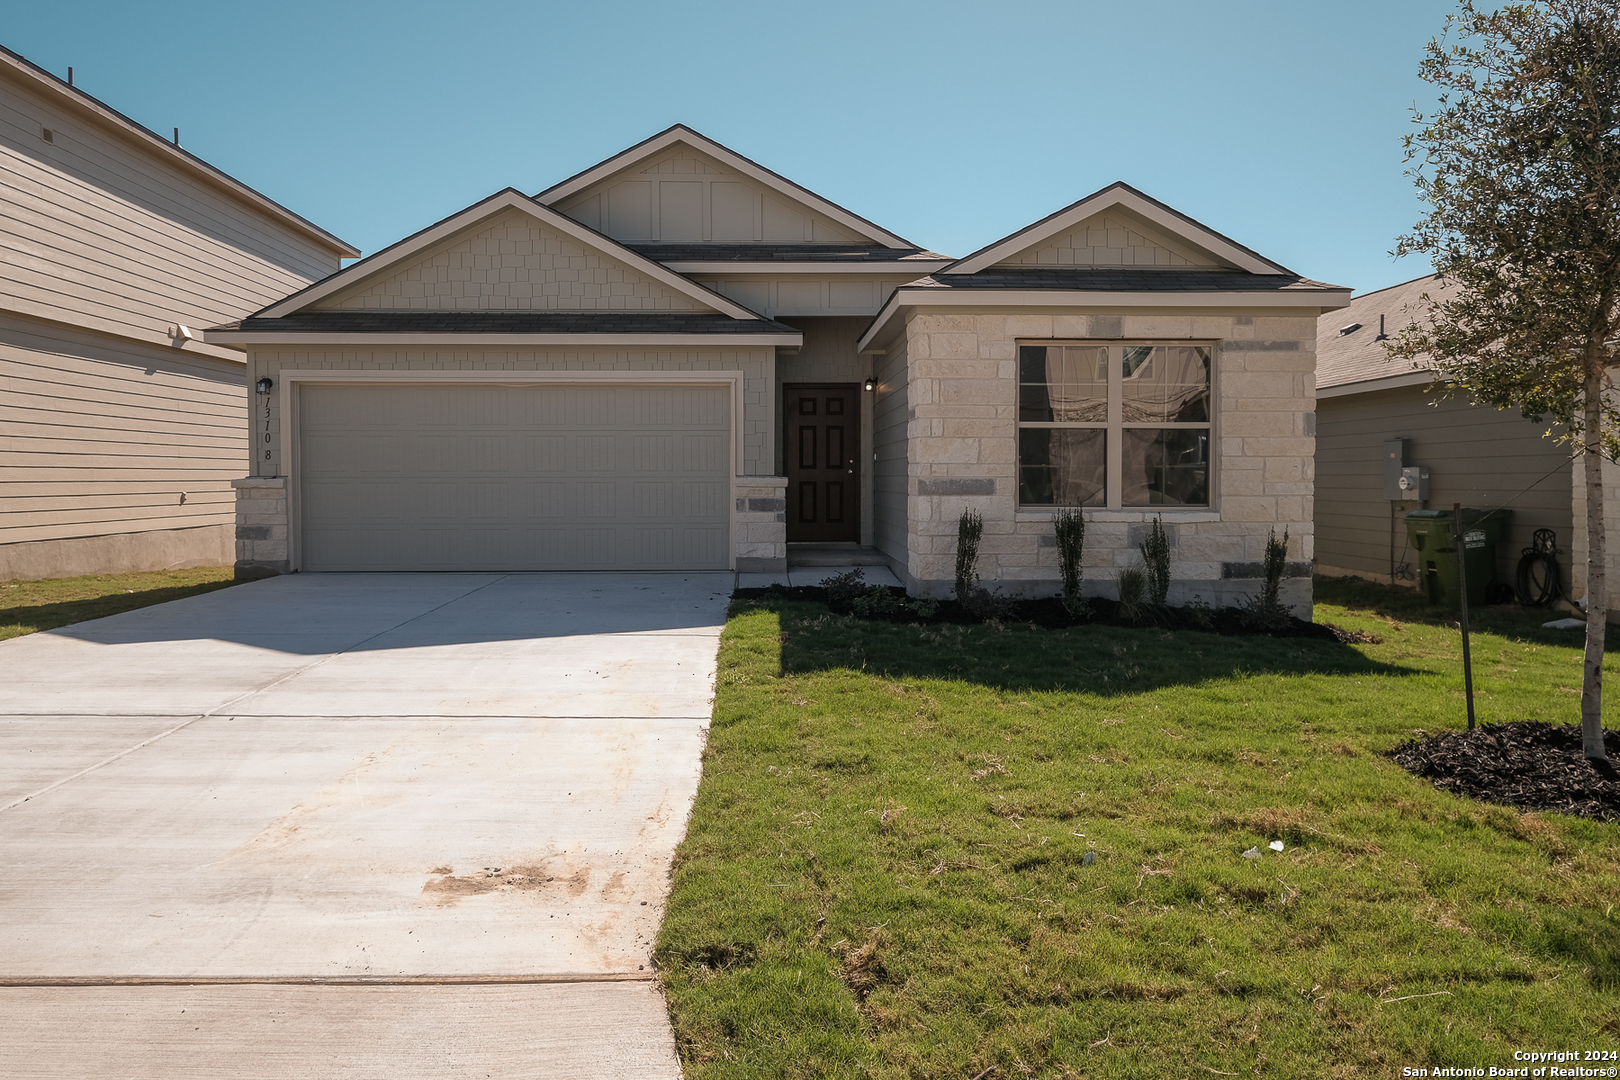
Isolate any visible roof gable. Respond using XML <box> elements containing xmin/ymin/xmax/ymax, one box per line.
<box><xmin>258</xmin><ymin>189</ymin><xmax>761</xmax><ymax>320</ymax></box>
<box><xmin>993</xmin><ymin>208</ymin><xmax>1221</xmax><ymax>269</ymax></box>
<box><xmin>536</xmin><ymin>125</ymin><xmax>913</xmax><ymax>248</ymax></box>
<box><xmin>946</xmin><ymin>182</ymin><xmax>1290</xmax><ymax>276</ymax></box>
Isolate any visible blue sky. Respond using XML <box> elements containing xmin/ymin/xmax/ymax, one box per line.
<box><xmin>9</xmin><ymin>0</ymin><xmax>1457</xmax><ymax>293</ymax></box>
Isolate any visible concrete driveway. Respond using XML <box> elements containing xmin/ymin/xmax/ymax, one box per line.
<box><xmin>0</xmin><ymin>572</ymin><xmax>732</xmax><ymax>1078</ymax></box>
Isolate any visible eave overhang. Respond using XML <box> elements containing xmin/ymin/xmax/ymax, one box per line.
<box><xmin>856</xmin><ymin>284</ymin><xmax>1354</xmax><ymax>353</ymax></box>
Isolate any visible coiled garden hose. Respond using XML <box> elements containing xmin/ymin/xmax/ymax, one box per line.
<box><xmin>1514</xmin><ymin>528</ymin><xmax>1562</xmax><ymax>607</ymax></box>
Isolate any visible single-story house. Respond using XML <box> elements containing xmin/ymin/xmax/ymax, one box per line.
<box><xmin>0</xmin><ymin>45</ymin><xmax>357</xmax><ymax>581</ymax></box>
<box><xmin>205</xmin><ymin>125</ymin><xmax>1349</xmax><ymax>615</ymax></box>
<box><xmin>1314</xmin><ymin>274</ymin><xmax>1593</xmax><ymax>604</ymax></box>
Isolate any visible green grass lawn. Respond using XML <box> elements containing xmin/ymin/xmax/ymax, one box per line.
<box><xmin>0</xmin><ymin>566</ymin><xmax>239</xmax><ymax>641</ymax></box>
<box><xmin>657</xmin><ymin>577</ymin><xmax>1620</xmax><ymax>1079</ymax></box>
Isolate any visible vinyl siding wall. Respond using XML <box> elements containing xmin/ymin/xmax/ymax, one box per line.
<box><xmin>1315</xmin><ymin>386</ymin><xmax>1572</xmax><ymax>589</ymax></box>
<box><xmin>0</xmin><ymin>79</ymin><xmax>339</xmax><ymax>351</ymax></box>
<box><xmin>0</xmin><ymin>312</ymin><xmax>244</xmax><ymax>547</ymax></box>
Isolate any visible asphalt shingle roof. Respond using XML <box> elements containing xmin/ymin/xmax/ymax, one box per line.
<box><xmin>902</xmin><ymin>268</ymin><xmax>1343</xmax><ymax>291</ymax></box>
<box><xmin>626</xmin><ymin>243</ymin><xmax>949</xmax><ymax>263</ymax></box>
<box><xmin>1315</xmin><ymin>274</ymin><xmax>1445</xmax><ymax>390</ymax></box>
<box><xmin>213</xmin><ymin>312</ymin><xmax>797</xmax><ymax>335</ymax></box>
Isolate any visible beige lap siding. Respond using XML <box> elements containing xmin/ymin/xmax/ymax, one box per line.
<box><xmin>898</xmin><ymin>312</ymin><xmax>1317</xmax><ymax>616</ymax></box>
<box><xmin>0</xmin><ymin>313</ymin><xmax>243</xmax><ymax>551</ymax></box>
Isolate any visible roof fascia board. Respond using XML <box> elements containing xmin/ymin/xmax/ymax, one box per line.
<box><xmin>0</xmin><ymin>47</ymin><xmax>357</xmax><ymax>258</ymax></box>
<box><xmin>534</xmin><ymin>125</ymin><xmax>915</xmax><ymax>249</ymax></box>
<box><xmin>256</xmin><ymin>189</ymin><xmax>766</xmax><ymax>321</ymax></box>
<box><xmin>665</xmin><ymin>260</ymin><xmax>952</xmax><ymax>275</ymax></box>
<box><xmin>856</xmin><ymin>285</ymin><xmax>1353</xmax><ymax>353</ymax></box>
<box><xmin>202</xmin><ymin>330</ymin><xmax>803</xmax><ymax>347</ymax></box>
<box><xmin>1316</xmin><ymin>370</ymin><xmax>1435</xmax><ymax>398</ymax></box>
<box><xmin>946</xmin><ymin>184</ymin><xmax>1287</xmax><ymax>276</ymax></box>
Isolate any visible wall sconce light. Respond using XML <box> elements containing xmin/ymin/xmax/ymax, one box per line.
<box><xmin>863</xmin><ymin>377</ymin><xmax>876</xmax><ymax>392</ymax></box>
<box><xmin>255</xmin><ymin>376</ymin><xmax>274</xmax><ymax>395</ymax></box>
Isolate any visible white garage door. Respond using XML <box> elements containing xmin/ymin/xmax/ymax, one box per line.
<box><xmin>298</xmin><ymin>383</ymin><xmax>731</xmax><ymax>571</ymax></box>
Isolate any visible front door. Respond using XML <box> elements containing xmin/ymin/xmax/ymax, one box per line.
<box><xmin>784</xmin><ymin>384</ymin><xmax>860</xmax><ymax>543</ymax></box>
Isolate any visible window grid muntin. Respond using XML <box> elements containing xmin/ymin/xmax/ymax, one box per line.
<box><xmin>1017</xmin><ymin>340</ymin><xmax>1214</xmax><ymax>510</ymax></box>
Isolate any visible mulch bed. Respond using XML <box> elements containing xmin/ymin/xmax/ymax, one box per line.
<box><xmin>732</xmin><ymin>583</ymin><xmax>1379</xmax><ymax>644</ymax></box>
<box><xmin>1390</xmin><ymin>721</ymin><xmax>1620</xmax><ymax>823</ymax></box>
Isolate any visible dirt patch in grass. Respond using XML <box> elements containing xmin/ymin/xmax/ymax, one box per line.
<box><xmin>1391</xmin><ymin>721</ymin><xmax>1620</xmax><ymax>822</ymax></box>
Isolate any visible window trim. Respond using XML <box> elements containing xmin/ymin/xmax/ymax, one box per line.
<box><xmin>1015</xmin><ymin>338</ymin><xmax>1217</xmax><ymax>511</ymax></box>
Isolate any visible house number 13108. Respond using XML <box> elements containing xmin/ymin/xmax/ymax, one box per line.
<box><xmin>263</xmin><ymin>402</ymin><xmax>271</xmax><ymax>460</ymax></box>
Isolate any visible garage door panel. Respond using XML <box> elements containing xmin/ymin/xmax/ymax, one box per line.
<box><xmin>683</xmin><ymin>434</ymin><xmax>726</xmax><ymax>473</ymax></box>
<box><xmin>298</xmin><ymin>384</ymin><xmax>730</xmax><ymax>571</ymax></box>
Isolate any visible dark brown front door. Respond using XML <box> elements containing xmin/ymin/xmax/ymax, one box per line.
<box><xmin>785</xmin><ymin>384</ymin><xmax>860</xmax><ymax>542</ymax></box>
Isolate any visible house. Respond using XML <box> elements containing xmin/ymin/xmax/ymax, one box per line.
<box><xmin>0</xmin><ymin>45</ymin><xmax>356</xmax><ymax>581</ymax></box>
<box><xmin>1314</xmin><ymin>274</ymin><xmax>1581</xmax><ymax>601</ymax></box>
<box><xmin>205</xmin><ymin>126</ymin><xmax>1349</xmax><ymax>615</ymax></box>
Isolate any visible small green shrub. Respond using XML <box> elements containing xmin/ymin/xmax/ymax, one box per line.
<box><xmin>1116</xmin><ymin>565</ymin><xmax>1149</xmax><ymax>623</ymax></box>
<box><xmin>1141</xmin><ymin>514</ymin><xmax>1171</xmax><ymax>606</ymax></box>
<box><xmin>1244</xmin><ymin>527</ymin><xmax>1291</xmax><ymax>629</ymax></box>
<box><xmin>820</xmin><ymin>568</ymin><xmax>870</xmax><ymax>612</ymax></box>
<box><xmin>1184</xmin><ymin>593</ymin><xmax>1216</xmax><ymax>631</ymax></box>
<box><xmin>1054</xmin><ymin>508</ymin><xmax>1087</xmax><ymax>615</ymax></box>
<box><xmin>960</xmin><ymin>584</ymin><xmax>1015</xmax><ymax>623</ymax></box>
<box><xmin>954</xmin><ymin>509</ymin><xmax>984</xmax><ymax>603</ymax></box>
<box><xmin>852</xmin><ymin>586</ymin><xmax>940</xmax><ymax>621</ymax></box>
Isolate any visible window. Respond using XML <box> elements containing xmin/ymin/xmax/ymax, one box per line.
<box><xmin>1017</xmin><ymin>342</ymin><xmax>1212</xmax><ymax>508</ymax></box>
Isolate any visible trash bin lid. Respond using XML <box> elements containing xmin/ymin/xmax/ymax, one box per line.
<box><xmin>1406</xmin><ymin>509</ymin><xmax>1451</xmax><ymax>520</ymax></box>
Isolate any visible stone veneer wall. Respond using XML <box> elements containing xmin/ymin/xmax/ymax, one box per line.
<box><xmin>734</xmin><ymin>476</ymin><xmax>788</xmax><ymax>572</ymax></box>
<box><xmin>897</xmin><ymin>311</ymin><xmax>1317</xmax><ymax>617</ymax></box>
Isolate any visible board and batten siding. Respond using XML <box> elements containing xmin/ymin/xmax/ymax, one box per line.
<box><xmin>0</xmin><ymin>80</ymin><xmax>340</xmax><ymax>353</ymax></box>
<box><xmin>1315</xmin><ymin>386</ymin><xmax>1572</xmax><ymax>589</ymax></box>
<box><xmin>0</xmin><ymin>313</ymin><xmax>243</xmax><ymax>573</ymax></box>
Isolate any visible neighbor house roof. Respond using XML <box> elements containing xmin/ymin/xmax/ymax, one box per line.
<box><xmin>0</xmin><ymin>44</ymin><xmax>358</xmax><ymax>259</ymax></box>
<box><xmin>1316</xmin><ymin>273</ymin><xmax>1444</xmax><ymax>397</ymax></box>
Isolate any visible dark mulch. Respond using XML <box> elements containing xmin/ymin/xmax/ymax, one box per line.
<box><xmin>731</xmin><ymin>583</ymin><xmax>1376</xmax><ymax>644</ymax></box>
<box><xmin>1390</xmin><ymin>721</ymin><xmax>1620</xmax><ymax>822</ymax></box>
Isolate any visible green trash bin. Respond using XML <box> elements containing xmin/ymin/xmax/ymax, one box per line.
<box><xmin>1405</xmin><ymin>508</ymin><xmax>1510</xmax><ymax>608</ymax></box>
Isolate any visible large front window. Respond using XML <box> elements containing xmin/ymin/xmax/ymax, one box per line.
<box><xmin>1017</xmin><ymin>342</ymin><xmax>1212</xmax><ymax>508</ymax></box>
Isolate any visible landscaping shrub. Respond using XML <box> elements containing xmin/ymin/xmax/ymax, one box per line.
<box><xmin>1116</xmin><ymin>565</ymin><xmax>1149</xmax><ymax>623</ymax></box>
<box><xmin>819</xmin><ymin>568</ymin><xmax>870</xmax><ymax>612</ymax></box>
<box><xmin>953</xmin><ymin>509</ymin><xmax>983</xmax><ymax>603</ymax></box>
<box><xmin>851</xmin><ymin>586</ymin><xmax>939</xmax><ymax>622</ymax></box>
<box><xmin>1245</xmin><ymin>526</ymin><xmax>1291</xmax><ymax>629</ymax></box>
<box><xmin>1054</xmin><ymin>508</ymin><xmax>1087</xmax><ymax>616</ymax></box>
<box><xmin>1141</xmin><ymin>514</ymin><xmax>1171</xmax><ymax>606</ymax></box>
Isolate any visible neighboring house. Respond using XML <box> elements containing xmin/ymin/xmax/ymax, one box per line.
<box><xmin>206</xmin><ymin>125</ymin><xmax>1348</xmax><ymax>615</ymax></box>
<box><xmin>0</xmin><ymin>45</ymin><xmax>356</xmax><ymax>580</ymax></box>
<box><xmin>1315</xmin><ymin>274</ymin><xmax>1579</xmax><ymax>599</ymax></box>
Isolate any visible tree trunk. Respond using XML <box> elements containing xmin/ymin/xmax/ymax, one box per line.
<box><xmin>1581</xmin><ymin>357</ymin><xmax>1609</xmax><ymax>762</ymax></box>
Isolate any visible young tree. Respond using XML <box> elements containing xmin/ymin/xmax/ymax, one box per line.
<box><xmin>1391</xmin><ymin>0</ymin><xmax>1620</xmax><ymax>762</ymax></box>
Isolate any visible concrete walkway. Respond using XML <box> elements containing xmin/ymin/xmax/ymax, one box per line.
<box><xmin>0</xmin><ymin>572</ymin><xmax>732</xmax><ymax>1078</ymax></box>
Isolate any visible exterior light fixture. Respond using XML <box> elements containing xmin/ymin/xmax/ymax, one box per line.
<box><xmin>255</xmin><ymin>376</ymin><xmax>274</xmax><ymax>395</ymax></box>
<box><xmin>863</xmin><ymin>377</ymin><xmax>876</xmax><ymax>392</ymax></box>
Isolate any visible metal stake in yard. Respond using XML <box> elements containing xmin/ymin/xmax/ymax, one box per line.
<box><xmin>1454</xmin><ymin>502</ymin><xmax>1477</xmax><ymax>731</ymax></box>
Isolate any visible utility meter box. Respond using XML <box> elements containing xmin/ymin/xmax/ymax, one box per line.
<box><xmin>1398</xmin><ymin>465</ymin><xmax>1430</xmax><ymax>501</ymax></box>
<box><xmin>1383</xmin><ymin>437</ymin><xmax>1410</xmax><ymax>499</ymax></box>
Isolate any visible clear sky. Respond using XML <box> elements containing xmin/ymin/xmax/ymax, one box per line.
<box><xmin>8</xmin><ymin>0</ymin><xmax>1458</xmax><ymax>294</ymax></box>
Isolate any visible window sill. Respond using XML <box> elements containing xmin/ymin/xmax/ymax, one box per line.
<box><xmin>1015</xmin><ymin>508</ymin><xmax>1221</xmax><ymax>524</ymax></box>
